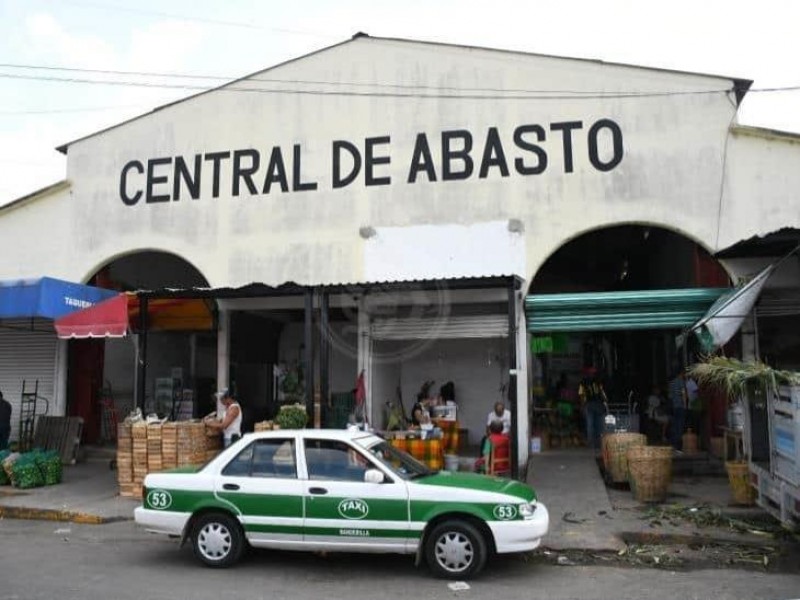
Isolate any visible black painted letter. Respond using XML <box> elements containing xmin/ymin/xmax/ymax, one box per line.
<box><xmin>588</xmin><ymin>119</ymin><xmax>624</xmax><ymax>172</ymax></box>
<box><xmin>232</xmin><ymin>149</ymin><xmax>260</xmax><ymax>196</ymax></box>
<box><xmin>120</xmin><ymin>160</ymin><xmax>144</xmax><ymax>206</ymax></box>
<box><xmin>365</xmin><ymin>136</ymin><xmax>391</xmax><ymax>186</ymax></box>
<box><xmin>173</xmin><ymin>155</ymin><xmax>202</xmax><ymax>200</ymax></box>
<box><xmin>478</xmin><ymin>127</ymin><xmax>510</xmax><ymax>178</ymax></box>
<box><xmin>146</xmin><ymin>157</ymin><xmax>172</xmax><ymax>203</ymax></box>
<box><xmin>442</xmin><ymin>130</ymin><xmax>473</xmax><ymax>181</ymax></box>
<box><xmin>550</xmin><ymin>121</ymin><xmax>583</xmax><ymax>173</ymax></box>
<box><xmin>513</xmin><ymin>125</ymin><xmax>548</xmax><ymax>175</ymax></box>
<box><xmin>204</xmin><ymin>151</ymin><xmax>231</xmax><ymax>198</ymax></box>
<box><xmin>293</xmin><ymin>144</ymin><xmax>318</xmax><ymax>192</ymax></box>
<box><xmin>407</xmin><ymin>133</ymin><xmax>437</xmax><ymax>183</ymax></box>
<box><xmin>332</xmin><ymin>141</ymin><xmax>362</xmax><ymax>189</ymax></box>
<box><xmin>262</xmin><ymin>147</ymin><xmax>289</xmax><ymax>194</ymax></box>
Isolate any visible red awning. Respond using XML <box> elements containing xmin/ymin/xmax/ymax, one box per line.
<box><xmin>54</xmin><ymin>293</ymin><xmax>214</xmax><ymax>339</ymax></box>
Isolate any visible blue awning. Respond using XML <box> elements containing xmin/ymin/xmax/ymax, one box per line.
<box><xmin>0</xmin><ymin>277</ymin><xmax>118</xmax><ymax>320</ymax></box>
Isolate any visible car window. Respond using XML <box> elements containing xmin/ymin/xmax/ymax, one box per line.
<box><xmin>304</xmin><ymin>439</ymin><xmax>374</xmax><ymax>482</ymax></box>
<box><xmin>222</xmin><ymin>439</ymin><xmax>297</xmax><ymax>479</ymax></box>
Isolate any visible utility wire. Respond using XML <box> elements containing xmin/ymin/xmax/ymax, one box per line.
<box><xmin>0</xmin><ymin>71</ymin><xmax>738</xmax><ymax>100</ymax></box>
<box><xmin>0</xmin><ymin>61</ymin><xmax>757</xmax><ymax>95</ymax></box>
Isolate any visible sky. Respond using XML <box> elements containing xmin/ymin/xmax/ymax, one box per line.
<box><xmin>1</xmin><ymin>0</ymin><xmax>799</xmax><ymax>205</ymax></box>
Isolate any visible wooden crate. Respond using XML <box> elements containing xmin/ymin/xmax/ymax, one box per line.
<box><xmin>162</xmin><ymin>422</ymin><xmax>178</xmax><ymax>470</ymax></box>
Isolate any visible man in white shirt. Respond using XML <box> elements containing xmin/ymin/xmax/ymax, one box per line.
<box><xmin>486</xmin><ymin>402</ymin><xmax>511</xmax><ymax>435</ymax></box>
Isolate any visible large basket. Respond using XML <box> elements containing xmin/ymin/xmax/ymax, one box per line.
<box><xmin>627</xmin><ymin>445</ymin><xmax>672</xmax><ymax>502</ymax></box>
<box><xmin>602</xmin><ymin>432</ymin><xmax>646</xmax><ymax>483</ymax></box>
<box><xmin>726</xmin><ymin>461</ymin><xmax>756</xmax><ymax>506</ymax></box>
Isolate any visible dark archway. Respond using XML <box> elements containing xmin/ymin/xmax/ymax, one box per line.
<box><xmin>69</xmin><ymin>251</ymin><xmax>213</xmax><ymax>444</ymax></box>
<box><xmin>527</xmin><ymin>225</ymin><xmax>730</xmax><ymax>447</ymax></box>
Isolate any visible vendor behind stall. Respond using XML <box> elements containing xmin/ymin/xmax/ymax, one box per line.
<box><xmin>204</xmin><ymin>389</ymin><xmax>242</xmax><ymax>447</ymax></box>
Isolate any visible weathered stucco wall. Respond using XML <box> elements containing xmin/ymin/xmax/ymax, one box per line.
<box><xmin>0</xmin><ymin>36</ymin><xmax>749</xmax><ymax>289</ymax></box>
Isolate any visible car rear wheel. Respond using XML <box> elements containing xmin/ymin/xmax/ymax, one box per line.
<box><xmin>424</xmin><ymin>519</ymin><xmax>488</xmax><ymax>580</ymax></box>
<box><xmin>191</xmin><ymin>512</ymin><xmax>244</xmax><ymax>568</ymax></box>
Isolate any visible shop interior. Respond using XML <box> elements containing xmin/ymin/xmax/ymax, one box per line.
<box><xmin>528</xmin><ymin>225</ymin><xmax>731</xmax><ymax>448</ymax></box>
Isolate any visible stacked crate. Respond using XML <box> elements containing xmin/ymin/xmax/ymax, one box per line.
<box><xmin>161</xmin><ymin>422</ymin><xmax>178</xmax><ymax>470</ymax></box>
<box><xmin>117</xmin><ymin>422</ymin><xmax>135</xmax><ymax>497</ymax></box>
<box><xmin>177</xmin><ymin>421</ymin><xmax>206</xmax><ymax>466</ymax></box>
<box><xmin>147</xmin><ymin>424</ymin><xmax>163</xmax><ymax>473</ymax></box>
<box><xmin>131</xmin><ymin>421</ymin><xmax>149</xmax><ymax>498</ymax></box>
<box><xmin>204</xmin><ymin>423</ymin><xmax>223</xmax><ymax>462</ymax></box>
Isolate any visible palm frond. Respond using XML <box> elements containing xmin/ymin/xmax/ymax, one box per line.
<box><xmin>688</xmin><ymin>356</ymin><xmax>800</xmax><ymax>399</ymax></box>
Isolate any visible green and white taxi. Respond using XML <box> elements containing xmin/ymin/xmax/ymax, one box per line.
<box><xmin>134</xmin><ymin>429</ymin><xmax>549</xmax><ymax>579</ymax></box>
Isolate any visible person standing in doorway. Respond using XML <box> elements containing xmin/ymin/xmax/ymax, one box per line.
<box><xmin>668</xmin><ymin>370</ymin><xmax>689</xmax><ymax>450</ymax></box>
<box><xmin>578</xmin><ymin>367</ymin><xmax>608</xmax><ymax>451</ymax></box>
<box><xmin>0</xmin><ymin>390</ymin><xmax>11</xmax><ymax>450</ymax></box>
<box><xmin>204</xmin><ymin>389</ymin><xmax>242</xmax><ymax>447</ymax></box>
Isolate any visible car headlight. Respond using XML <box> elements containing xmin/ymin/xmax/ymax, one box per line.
<box><xmin>519</xmin><ymin>502</ymin><xmax>536</xmax><ymax>519</ymax></box>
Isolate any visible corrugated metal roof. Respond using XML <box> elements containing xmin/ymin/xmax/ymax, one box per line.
<box><xmin>136</xmin><ymin>275</ymin><xmax>522</xmax><ymax>299</ymax></box>
<box><xmin>526</xmin><ymin>287</ymin><xmax>728</xmax><ymax>332</ymax></box>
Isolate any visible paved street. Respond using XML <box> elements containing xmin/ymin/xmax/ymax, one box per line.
<box><xmin>1</xmin><ymin>519</ymin><xmax>798</xmax><ymax>600</ymax></box>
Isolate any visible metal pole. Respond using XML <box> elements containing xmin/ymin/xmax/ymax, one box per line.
<box><xmin>320</xmin><ymin>291</ymin><xmax>330</xmax><ymax>422</ymax></box>
<box><xmin>304</xmin><ymin>290</ymin><xmax>314</xmax><ymax>423</ymax></box>
<box><xmin>508</xmin><ymin>281</ymin><xmax>519</xmax><ymax>479</ymax></box>
<box><xmin>137</xmin><ymin>296</ymin><xmax>149</xmax><ymax>412</ymax></box>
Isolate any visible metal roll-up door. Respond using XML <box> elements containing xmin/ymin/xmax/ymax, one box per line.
<box><xmin>0</xmin><ymin>319</ymin><xmax>58</xmax><ymax>442</ymax></box>
<box><xmin>371</xmin><ymin>315</ymin><xmax>509</xmax><ymax>340</ymax></box>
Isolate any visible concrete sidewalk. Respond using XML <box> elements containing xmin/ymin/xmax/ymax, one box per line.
<box><xmin>527</xmin><ymin>448</ymin><xmax>626</xmax><ymax>552</ymax></box>
<box><xmin>0</xmin><ymin>459</ymin><xmax>138</xmax><ymax>523</ymax></box>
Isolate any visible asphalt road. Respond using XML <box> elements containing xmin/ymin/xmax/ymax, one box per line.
<box><xmin>1</xmin><ymin>519</ymin><xmax>798</xmax><ymax>600</ymax></box>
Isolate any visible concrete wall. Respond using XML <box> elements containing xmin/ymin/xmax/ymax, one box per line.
<box><xmin>0</xmin><ymin>37</ymin><xmax>746</xmax><ymax>291</ymax></box>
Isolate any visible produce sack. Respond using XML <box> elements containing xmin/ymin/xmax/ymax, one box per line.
<box><xmin>2</xmin><ymin>452</ymin><xmax>20</xmax><ymax>483</ymax></box>
<box><xmin>0</xmin><ymin>450</ymin><xmax>10</xmax><ymax>485</ymax></box>
<box><xmin>35</xmin><ymin>450</ymin><xmax>63</xmax><ymax>485</ymax></box>
<box><xmin>11</xmin><ymin>454</ymin><xmax>45</xmax><ymax>489</ymax></box>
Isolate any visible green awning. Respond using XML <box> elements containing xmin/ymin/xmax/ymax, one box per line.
<box><xmin>526</xmin><ymin>288</ymin><xmax>729</xmax><ymax>333</ymax></box>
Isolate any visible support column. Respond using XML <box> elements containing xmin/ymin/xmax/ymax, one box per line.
<box><xmin>320</xmin><ymin>292</ymin><xmax>330</xmax><ymax>415</ymax></box>
<box><xmin>357</xmin><ymin>296</ymin><xmax>371</xmax><ymax>424</ymax></box>
<box><xmin>304</xmin><ymin>290</ymin><xmax>315</xmax><ymax>423</ymax></box>
<box><xmin>515</xmin><ymin>289</ymin><xmax>530</xmax><ymax>475</ymax></box>
<box><xmin>507</xmin><ymin>281</ymin><xmax>519</xmax><ymax>479</ymax></box>
<box><xmin>53</xmin><ymin>339</ymin><xmax>68</xmax><ymax>417</ymax></box>
<box><xmin>216</xmin><ymin>308</ymin><xmax>231</xmax><ymax>416</ymax></box>
<box><xmin>136</xmin><ymin>296</ymin><xmax>149</xmax><ymax>411</ymax></box>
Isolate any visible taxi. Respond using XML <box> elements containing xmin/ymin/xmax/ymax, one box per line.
<box><xmin>134</xmin><ymin>429</ymin><xmax>549</xmax><ymax>579</ymax></box>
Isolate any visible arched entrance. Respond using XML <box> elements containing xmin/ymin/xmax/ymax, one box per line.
<box><xmin>68</xmin><ymin>251</ymin><xmax>212</xmax><ymax>444</ymax></box>
<box><xmin>527</xmin><ymin>225</ymin><xmax>730</xmax><ymax>448</ymax></box>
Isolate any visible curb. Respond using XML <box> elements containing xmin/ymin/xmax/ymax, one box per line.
<box><xmin>0</xmin><ymin>504</ymin><xmax>131</xmax><ymax>525</ymax></box>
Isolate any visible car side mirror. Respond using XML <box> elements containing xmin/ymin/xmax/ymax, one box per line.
<box><xmin>364</xmin><ymin>469</ymin><xmax>385</xmax><ymax>484</ymax></box>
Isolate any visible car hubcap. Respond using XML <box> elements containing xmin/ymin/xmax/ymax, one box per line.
<box><xmin>434</xmin><ymin>531</ymin><xmax>474</xmax><ymax>573</ymax></box>
<box><xmin>198</xmin><ymin>522</ymin><xmax>232</xmax><ymax>561</ymax></box>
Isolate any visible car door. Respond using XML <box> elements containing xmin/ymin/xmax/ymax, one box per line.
<box><xmin>300</xmin><ymin>438</ymin><xmax>412</xmax><ymax>552</ymax></box>
<box><xmin>214</xmin><ymin>436</ymin><xmax>305</xmax><ymax>548</ymax></box>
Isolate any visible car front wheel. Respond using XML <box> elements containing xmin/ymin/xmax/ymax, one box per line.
<box><xmin>190</xmin><ymin>512</ymin><xmax>244</xmax><ymax>568</ymax></box>
<box><xmin>424</xmin><ymin>519</ymin><xmax>488</xmax><ymax>579</ymax></box>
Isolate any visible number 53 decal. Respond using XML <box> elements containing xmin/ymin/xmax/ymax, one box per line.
<box><xmin>147</xmin><ymin>489</ymin><xmax>173</xmax><ymax>510</ymax></box>
<box><xmin>493</xmin><ymin>504</ymin><xmax>518</xmax><ymax>520</ymax></box>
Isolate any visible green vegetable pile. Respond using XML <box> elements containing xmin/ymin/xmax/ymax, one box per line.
<box><xmin>275</xmin><ymin>403</ymin><xmax>309</xmax><ymax>429</ymax></box>
<box><xmin>0</xmin><ymin>449</ymin><xmax>62</xmax><ymax>488</ymax></box>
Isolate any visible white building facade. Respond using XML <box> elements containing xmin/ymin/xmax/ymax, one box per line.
<box><xmin>1</xmin><ymin>35</ymin><xmax>799</xmax><ymax>470</ymax></box>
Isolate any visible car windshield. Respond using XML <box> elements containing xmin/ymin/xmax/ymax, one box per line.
<box><xmin>363</xmin><ymin>440</ymin><xmax>433</xmax><ymax>480</ymax></box>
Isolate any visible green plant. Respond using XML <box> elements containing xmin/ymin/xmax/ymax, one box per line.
<box><xmin>275</xmin><ymin>403</ymin><xmax>308</xmax><ymax>429</ymax></box>
<box><xmin>688</xmin><ymin>356</ymin><xmax>800</xmax><ymax>401</ymax></box>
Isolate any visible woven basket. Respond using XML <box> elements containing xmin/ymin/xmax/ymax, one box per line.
<box><xmin>627</xmin><ymin>445</ymin><xmax>672</xmax><ymax>502</ymax></box>
<box><xmin>602</xmin><ymin>433</ymin><xmax>646</xmax><ymax>483</ymax></box>
<box><xmin>726</xmin><ymin>461</ymin><xmax>756</xmax><ymax>506</ymax></box>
